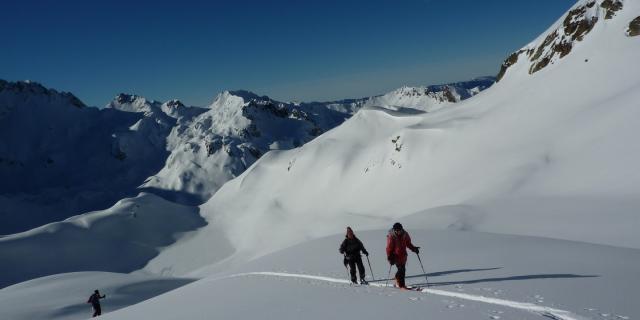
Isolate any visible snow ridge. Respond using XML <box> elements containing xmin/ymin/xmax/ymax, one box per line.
<box><xmin>364</xmin><ymin>77</ymin><xmax>495</xmax><ymax>112</ymax></box>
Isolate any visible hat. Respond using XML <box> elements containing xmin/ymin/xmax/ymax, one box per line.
<box><xmin>346</xmin><ymin>226</ymin><xmax>354</xmax><ymax>236</ymax></box>
<box><xmin>392</xmin><ymin>222</ymin><xmax>403</xmax><ymax>230</ymax></box>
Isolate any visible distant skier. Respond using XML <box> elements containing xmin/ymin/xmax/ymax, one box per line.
<box><xmin>87</xmin><ymin>289</ymin><xmax>106</xmax><ymax>317</ymax></box>
<box><xmin>386</xmin><ymin>222</ymin><xmax>420</xmax><ymax>289</ymax></box>
<box><xmin>339</xmin><ymin>226</ymin><xmax>370</xmax><ymax>284</ymax></box>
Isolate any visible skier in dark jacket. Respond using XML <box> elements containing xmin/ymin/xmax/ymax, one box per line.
<box><xmin>87</xmin><ymin>289</ymin><xmax>106</xmax><ymax>317</ymax></box>
<box><xmin>386</xmin><ymin>222</ymin><xmax>420</xmax><ymax>289</ymax></box>
<box><xmin>339</xmin><ymin>226</ymin><xmax>369</xmax><ymax>284</ymax></box>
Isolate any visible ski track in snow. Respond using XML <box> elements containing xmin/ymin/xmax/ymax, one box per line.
<box><xmin>214</xmin><ymin>272</ymin><xmax>588</xmax><ymax>320</ymax></box>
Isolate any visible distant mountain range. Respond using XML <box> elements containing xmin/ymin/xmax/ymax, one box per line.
<box><xmin>0</xmin><ymin>77</ymin><xmax>494</xmax><ymax>234</ymax></box>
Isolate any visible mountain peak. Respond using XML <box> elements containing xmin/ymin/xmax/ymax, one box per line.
<box><xmin>0</xmin><ymin>79</ymin><xmax>85</xmax><ymax>108</ymax></box>
<box><xmin>496</xmin><ymin>0</ymin><xmax>630</xmax><ymax>82</ymax></box>
<box><xmin>225</xmin><ymin>90</ymin><xmax>269</xmax><ymax>102</ymax></box>
<box><xmin>108</xmin><ymin>93</ymin><xmax>159</xmax><ymax>113</ymax></box>
<box><xmin>164</xmin><ymin>99</ymin><xmax>185</xmax><ymax>109</ymax></box>
<box><xmin>114</xmin><ymin>93</ymin><xmax>148</xmax><ymax>105</ymax></box>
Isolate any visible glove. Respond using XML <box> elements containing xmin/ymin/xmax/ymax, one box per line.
<box><xmin>387</xmin><ymin>254</ymin><xmax>395</xmax><ymax>265</ymax></box>
<box><xmin>363</xmin><ymin>250</ymin><xmax>369</xmax><ymax>256</ymax></box>
<box><xmin>414</xmin><ymin>247</ymin><xmax>420</xmax><ymax>254</ymax></box>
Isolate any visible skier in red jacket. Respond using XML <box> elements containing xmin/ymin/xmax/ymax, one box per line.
<box><xmin>386</xmin><ymin>222</ymin><xmax>420</xmax><ymax>289</ymax></box>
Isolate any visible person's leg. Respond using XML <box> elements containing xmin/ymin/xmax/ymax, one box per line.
<box><xmin>356</xmin><ymin>256</ymin><xmax>366</xmax><ymax>281</ymax></box>
<box><xmin>397</xmin><ymin>263</ymin><xmax>406</xmax><ymax>288</ymax></box>
<box><xmin>348</xmin><ymin>259</ymin><xmax>357</xmax><ymax>283</ymax></box>
<box><xmin>96</xmin><ymin>305</ymin><xmax>102</xmax><ymax>316</ymax></box>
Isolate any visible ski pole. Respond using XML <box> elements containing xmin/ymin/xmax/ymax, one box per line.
<box><xmin>415</xmin><ymin>252</ymin><xmax>429</xmax><ymax>287</ymax></box>
<box><xmin>365</xmin><ymin>255</ymin><xmax>375</xmax><ymax>281</ymax></box>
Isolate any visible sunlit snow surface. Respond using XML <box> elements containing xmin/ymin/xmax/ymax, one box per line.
<box><xmin>3</xmin><ymin>231</ymin><xmax>636</xmax><ymax>320</ymax></box>
<box><xmin>1</xmin><ymin>0</ymin><xmax>639</xmax><ymax>319</ymax></box>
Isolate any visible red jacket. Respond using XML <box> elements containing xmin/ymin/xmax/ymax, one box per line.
<box><xmin>386</xmin><ymin>229</ymin><xmax>417</xmax><ymax>265</ymax></box>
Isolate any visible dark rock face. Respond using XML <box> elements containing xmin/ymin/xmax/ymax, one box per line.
<box><xmin>527</xmin><ymin>2</ymin><xmax>598</xmax><ymax>75</ymax></box>
<box><xmin>165</xmin><ymin>99</ymin><xmax>185</xmax><ymax>108</ymax></box>
<box><xmin>627</xmin><ymin>16</ymin><xmax>640</xmax><ymax>36</ymax></box>
<box><xmin>442</xmin><ymin>87</ymin><xmax>457</xmax><ymax>103</ymax></box>
<box><xmin>243</xmin><ymin>100</ymin><xmax>289</xmax><ymax>119</ymax></box>
<box><xmin>563</xmin><ymin>6</ymin><xmax>598</xmax><ymax>42</ymax></box>
<box><xmin>496</xmin><ymin>51</ymin><xmax>522</xmax><ymax>82</ymax></box>
<box><xmin>205</xmin><ymin>139</ymin><xmax>223</xmax><ymax>156</ymax></box>
<box><xmin>116</xmin><ymin>93</ymin><xmax>138</xmax><ymax>104</ymax></box>
<box><xmin>601</xmin><ymin>0</ymin><xmax>623</xmax><ymax>19</ymax></box>
<box><xmin>496</xmin><ymin>0</ymin><xmax>630</xmax><ymax>79</ymax></box>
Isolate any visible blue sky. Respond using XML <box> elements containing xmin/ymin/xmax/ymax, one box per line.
<box><xmin>1</xmin><ymin>0</ymin><xmax>575</xmax><ymax>107</ymax></box>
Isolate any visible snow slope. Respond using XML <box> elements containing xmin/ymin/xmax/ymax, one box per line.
<box><xmin>0</xmin><ymin>272</ymin><xmax>194</xmax><ymax>320</ymax></box>
<box><xmin>2</xmin><ymin>1</ymin><xmax>638</xmax><ymax>319</ymax></box>
<box><xmin>0</xmin><ymin>79</ymin><xmax>492</xmax><ymax>291</ymax></box>
<box><xmin>144</xmin><ymin>0</ymin><xmax>640</xmax><ymax>274</ymax></box>
<box><xmin>3</xmin><ymin>230</ymin><xmax>634</xmax><ymax>320</ymax></box>
<box><xmin>0</xmin><ymin>193</ymin><xmax>204</xmax><ymax>288</ymax></box>
<box><xmin>0</xmin><ymin>78</ymin><xmax>489</xmax><ymax>234</ymax></box>
<box><xmin>142</xmin><ymin>80</ymin><xmax>493</xmax><ymax>205</ymax></box>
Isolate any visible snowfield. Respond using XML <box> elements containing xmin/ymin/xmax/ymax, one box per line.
<box><xmin>3</xmin><ymin>230</ymin><xmax>637</xmax><ymax>320</ymax></box>
<box><xmin>1</xmin><ymin>0</ymin><xmax>639</xmax><ymax>319</ymax></box>
<box><xmin>188</xmin><ymin>0</ymin><xmax>640</xmax><ymax>262</ymax></box>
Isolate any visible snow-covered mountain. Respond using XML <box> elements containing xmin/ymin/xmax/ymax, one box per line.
<box><xmin>363</xmin><ymin>77</ymin><xmax>495</xmax><ymax>112</ymax></box>
<box><xmin>0</xmin><ymin>77</ymin><xmax>493</xmax><ymax>287</ymax></box>
<box><xmin>147</xmin><ymin>0</ymin><xmax>640</xmax><ymax>271</ymax></box>
<box><xmin>142</xmin><ymin>79</ymin><xmax>494</xmax><ymax>205</ymax></box>
<box><xmin>497</xmin><ymin>0</ymin><xmax>634</xmax><ymax>81</ymax></box>
<box><xmin>0</xmin><ymin>77</ymin><xmax>491</xmax><ymax>235</ymax></box>
<box><xmin>3</xmin><ymin>1</ymin><xmax>638</xmax><ymax>319</ymax></box>
<box><xmin>0</xmin><ymin>82</ymin><xmax>174</xmax><ymax>234</ymax></box>
<box><xmin>140</xmin><ymin>90</ymin><xmax>353</xmax><ymax>205</ymax></box>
